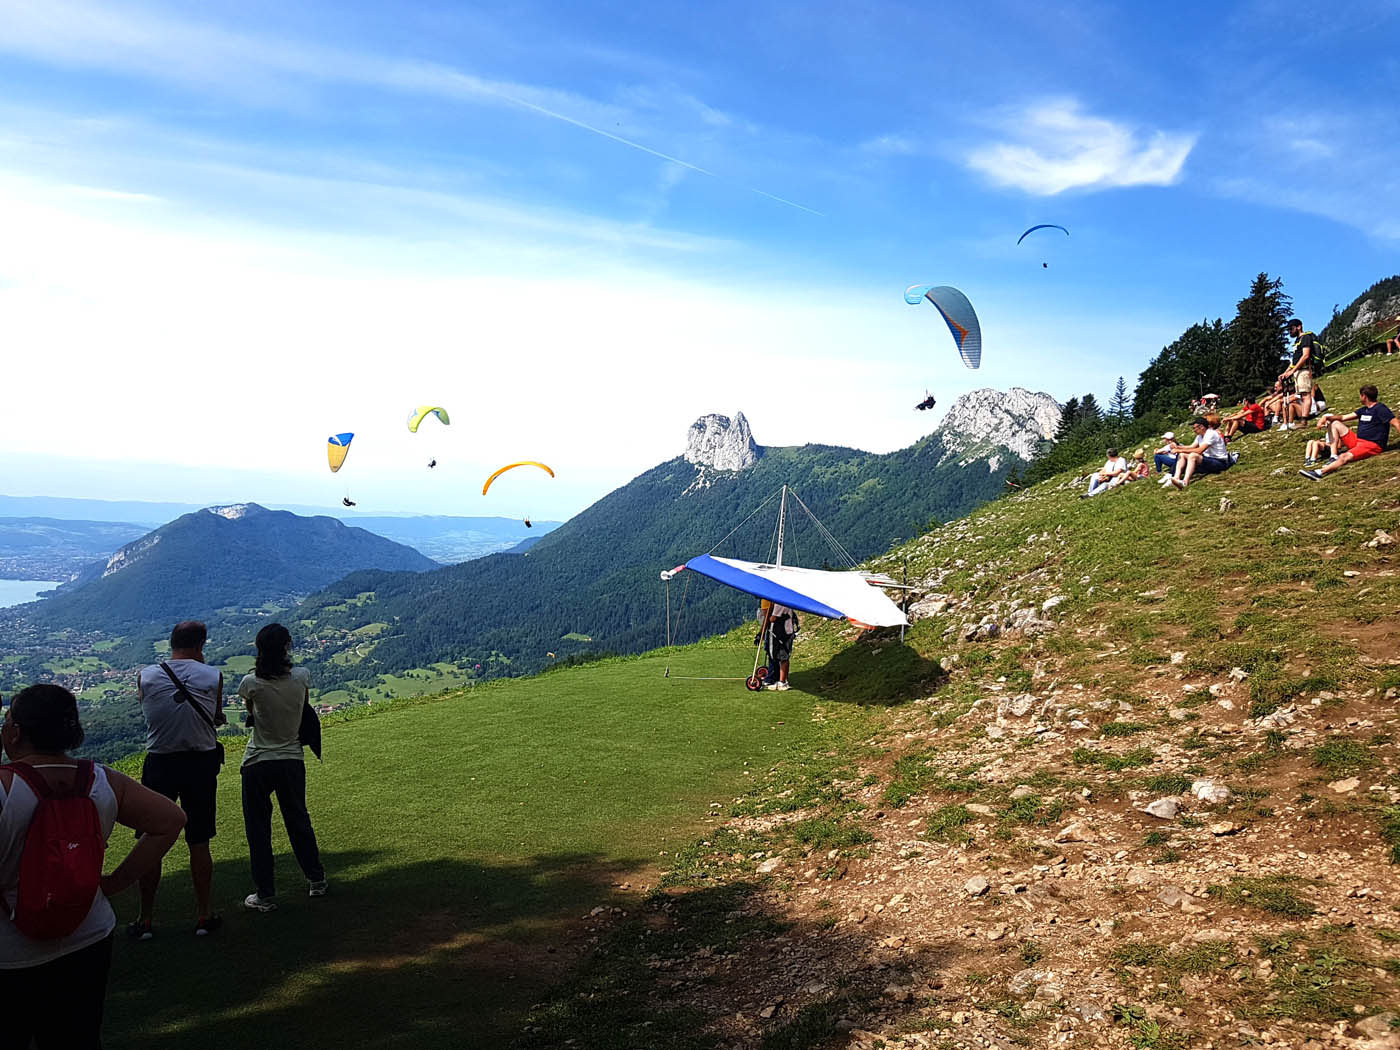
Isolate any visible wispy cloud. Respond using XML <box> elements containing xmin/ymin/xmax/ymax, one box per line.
<box><xmin>1211</xmin><ymin>110</ymin><xmax>1400</xmax><ymax>240</ymax></box>
<box><xmin>964</xmin><ymin>98</ymin><xmax>1196</xmax><ymax>196</ymax></box>
<box><xmin>0</xmin><ymin>0</ymin><xmax>821</xmax><ymax>214</ymax></box>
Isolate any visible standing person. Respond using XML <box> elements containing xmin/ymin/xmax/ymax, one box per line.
<box><xmin>1300</xmin><ymin>385</ymin><xmax>1400</xmax><ymax>480</ymax></box>
<box><xmin>1281</xmin><ymin>318</ymin><xmax>1319</xmax><ymax>425</ymax></box>
<box><xmin>237</xmin><ymin>624</ymin><xmax>326</xmax><ymax>911</ymax></box>
<box><xmin>758</xmin><ymin>603</ymin><xmax>798</xmax><ymax>691</ymax></box>
<box><xmin>131</xmin><ymin>620</ymin><xmax>225</xmax><ymax>939</ymax></box>
<box><xmin>1081</xmin><ymin>448</ymin><xmax>1129</xmax><ymax>498</ymax></box>
<box><xmin>0</xmin><ymin>684</ymin><xmax>185</xmax><ymax>1050</ymax></box>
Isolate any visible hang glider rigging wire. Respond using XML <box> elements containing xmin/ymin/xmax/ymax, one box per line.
<box><xmin>661</xmin><ymin>484</ymin><xmax>875</xmax><ymax>680</ymax></box>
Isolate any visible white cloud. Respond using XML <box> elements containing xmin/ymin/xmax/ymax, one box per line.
<box><xmin>0</xmin><ymin>0</ymin><xmax>820</xmax><ymax>214</ymax></box>
<box><xmin>965</xmin><ymin>98</ymin><xmax>1196</xmax><ymax>196</ymax></box>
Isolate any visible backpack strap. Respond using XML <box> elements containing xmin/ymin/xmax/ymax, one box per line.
<box><xmin>160</xmin><ymin>662</ymin><xmax>218</xmax><ymax>732</ymax></box>
<box><xmin>4</xmin><ymin>760</ymin><xmax>93</xmax><ymax>800</ymax></box>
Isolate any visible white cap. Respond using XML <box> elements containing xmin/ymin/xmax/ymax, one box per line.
<box><xmin>1162</xmin><ymin>431</ymin><xmax>1175</xmax><ymax>440</ymax></box>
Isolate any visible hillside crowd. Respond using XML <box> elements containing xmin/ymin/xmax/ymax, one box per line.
<box><xmin>1081</xmin><ymin>319</ymin><xmax>1400</xmax><ymax>500</ymax></box>
<box><xmin>0</xmin><ymin>620</ymin><xmax>323</xmax><ymax>1048</ymax></box>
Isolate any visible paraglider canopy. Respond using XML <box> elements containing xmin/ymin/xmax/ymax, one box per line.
<box><xmin>327</xmin><ymin>433</ymin><xmax>354</xmax><ymax>473</ymax></box>
<box><xmin>482</xmin><ymin>461</ymin><xmax>555</xmax><ymax>496</ymax></box>
<box><xmin>1016</xmin><ymin>223</ymin><xmax>1069</xmax><ymax>245</ymax></box>
<box><xmin>904</xmin><ymin>285</ymin><xmax>982</xmax><ymax>369</ymax></box>
<box><xmin>407</xmin><ymin>406</ymin><xmax>450</xmax><ymax>432</ymax></box>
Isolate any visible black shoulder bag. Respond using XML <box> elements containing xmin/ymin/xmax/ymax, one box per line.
<box><xmin>159</xmin><ymin>662</ymin><xmax>225</xmax><ymax>765</ymax></box>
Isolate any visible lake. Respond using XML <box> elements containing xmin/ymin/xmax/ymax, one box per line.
<box><xmin>0</xmin><ymin>580</ymin><xmax>59</xmax><ymax>609</ymax></box>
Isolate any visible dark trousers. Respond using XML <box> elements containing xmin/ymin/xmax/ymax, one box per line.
<box><xmin>1154</xmin><ymin>453</ymin><xmax>1177</xmax><ymax>473</ymax></box>
<box><xmin>241</xmin><ymin>760</ymin><xmax>324</xmax><ymax>897</ymax></box>
<box><xmin>0</xmin><ymin>934</ymin><xmax>113</xmax><ymax>1050</ymax></box>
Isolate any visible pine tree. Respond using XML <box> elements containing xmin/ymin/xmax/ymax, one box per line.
<box><xmin>1055</xmin><ymin>397</ymin><xmax>1081</xmax><ymax>440</ymax></box>
<box><xmin>1224</xmin><ymin>273</ymin><xmax>1291</xmax><ymax>400</ymax></box>
<box><xmin>1109</xmin><ymin>376</ymin><xmax>1131</xmax><ymax>422</ymax></box>
<box><xmin>1078</xmin><ymin>393</ymin><xmax>1102</xmax><ymax>423</ymax></box>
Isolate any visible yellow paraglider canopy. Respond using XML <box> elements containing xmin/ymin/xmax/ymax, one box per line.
<box><xmin>407</xmin><ymin>406</ymin><xmax>450</xmax><ymax>433</ymax></box>
<box><xmin>481</xmin><ymin>461</ymin><xmax>555</xmax><ymax>496</ymax></box>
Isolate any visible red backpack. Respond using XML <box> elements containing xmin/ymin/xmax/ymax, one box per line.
<box><xmin>5</xmin><ymin>761</ymin><xmax>105</xmax><ymax>940</ymax></box>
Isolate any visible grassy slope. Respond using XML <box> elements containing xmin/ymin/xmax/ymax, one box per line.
<box><xmin>516</xmin><ymin>354</ymin><xmax>1400</xmax><ymax>1049</ymax></box>
<box><xmin>102</xmin><ymin>639</ymin><xmax>884</xmax><ymax>1050</ymax></box>
<box><xmin>101</xmin><ymin>353</ymin><xmax>1400</xmax><ymax>1049</ymax></box>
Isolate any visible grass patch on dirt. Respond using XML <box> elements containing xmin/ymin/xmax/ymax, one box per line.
<box><xmin>1206</xmin><ymin>875</ymin><xmax>1317</xmax><ymax>917</ymax></box>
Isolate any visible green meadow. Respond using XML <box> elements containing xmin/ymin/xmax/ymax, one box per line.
<box><xmin>104</xmin><ymin>638</ymin><xmax>882</xmax><ymax>1049</ymax></box>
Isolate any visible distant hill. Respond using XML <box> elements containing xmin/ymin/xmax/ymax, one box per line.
<box><xmin>0</xmin><ymin>517</ymin><xmax>151</xmax><ymax>581</ymax></box>
<box><xmin>29</xmin><ymin>503</ymin><xmax>438</xmax><ymax>634</ymax></box>
<box><xmin>282</xmin><ymin>389</ymin><xmax>1060</xmax><ymax>692</ymax></box>
<box><xmin>0</xmin><ymin>495</ymin><xmax>559</xmax><ymax>565</ymax></box>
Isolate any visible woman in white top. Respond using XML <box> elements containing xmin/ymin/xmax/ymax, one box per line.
<box><xmin>0</xmin><ymin>683</ymin><xmax>185</xmax><ymax>1049</ymax></box>
<box><xmin>237</xmin><ymin>624</ymin><xmax>327</xmax><ymax>912</ymax></box>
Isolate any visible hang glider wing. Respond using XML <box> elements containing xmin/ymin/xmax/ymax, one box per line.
<box><xmin>682</xmin><ymin>554</ymin><xmax>908</xmax><ymax>629</ymax></box>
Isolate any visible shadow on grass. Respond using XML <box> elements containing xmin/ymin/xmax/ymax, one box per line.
<box><xmin>792</xmin><ymin>633</ymin><xmax>944</xmax><ymax>706</ymax></box>
<box><xmin>105</xmin><ymin>848</ymin><xmax>645</xmax><ymax>1050</ymax></box>
<box><xmin>515</xmin><ymin>877</ymin><xmax>967</xmax><ymax>1050</ymax></box>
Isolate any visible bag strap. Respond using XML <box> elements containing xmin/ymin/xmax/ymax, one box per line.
<box><xmin>160</xmin><ymin>662</ymin><xmax>218</xmax><ymax>732</ymax></box>
<box><xmin>4</xmin><ymin>759</ymin><xmax>94</xmax><ymax>800</ymax></box>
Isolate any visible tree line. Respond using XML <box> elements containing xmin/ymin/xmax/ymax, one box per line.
<box><xmin>1021</xmin><ymin>273</ymin><xmax>1292</xmax><ymax>484</ymax></box>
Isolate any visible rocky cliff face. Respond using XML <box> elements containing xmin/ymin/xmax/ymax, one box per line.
<box><xmin>932</xmin><ymin>387</ymin><xmax>1061</xmax><ymax>466</ymax></box>
<box><xmin>684</xmin><ymin>412</ymin><xmax>760</xmax><ymax>472</ymax></box>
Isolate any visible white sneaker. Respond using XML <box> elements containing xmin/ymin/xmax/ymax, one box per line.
<box><xmin>775</xmin><ymin>681</ymin><xmax>791</xmax><ymax>691</ymax></box>
<box><xmin>308</xmin><ymin>880</ymin><xmax>329</xmax><ymax>898</ymax></box>
<box><xmin>243</xmin><ymin>893</ymin><xmax>277</xmax><ymax>913</ymax></box>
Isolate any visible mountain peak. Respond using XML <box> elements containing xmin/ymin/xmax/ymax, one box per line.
<box><xmin>933</xmin><ymin>387</ymin><xmax>1061</xmax><ymax>463</ymax></box>
<box><xmin>684</xmin><ymin>412</ymin><xmax>759</xmax><ymax>472</ymax></box>
<box><xmin>205</xmin><ymin>503</ymin><xmax>268</xmax><ymax>520</ymax></box>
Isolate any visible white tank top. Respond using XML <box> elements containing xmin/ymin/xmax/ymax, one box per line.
<box><xmin>0</xmin><ymin>763</ymin><xmax>118</xmax><ymax>968</ymax></box>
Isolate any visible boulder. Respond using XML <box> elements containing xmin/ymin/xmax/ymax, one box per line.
<box><xmin>1142</xmin><ymin>797</ymin><xmax>1180</xmax><ymax>820</ymax></box>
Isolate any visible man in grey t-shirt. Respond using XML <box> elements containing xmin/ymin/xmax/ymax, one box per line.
<box><xmin>131</xmin><ymin>620</ymin><xmax>225</xmax><ymax>938</ymax></box>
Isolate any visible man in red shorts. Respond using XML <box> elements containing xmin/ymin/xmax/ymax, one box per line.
<box><xmin>1299</xmin><ymin>385</ymin><xmax>1399</xmax><ymax>480</ymax></box>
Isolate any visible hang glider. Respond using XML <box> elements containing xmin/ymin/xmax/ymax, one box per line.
<box><xmin>668</xmin><ymin>554</ymin><xmax>907</xmax><ymax>629</ymax></box>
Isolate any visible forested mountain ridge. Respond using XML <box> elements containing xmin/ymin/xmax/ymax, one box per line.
<box><xmin>26</xmin><ymin>503</ymin><xmax>439</xmax><ymax>633</ymax></box>
<box><xmin>276</xmin><ymin>391</ymin><xmax>1059</xmax><ymax>692</ymax></box>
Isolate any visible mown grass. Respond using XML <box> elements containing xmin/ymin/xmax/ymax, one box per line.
<box><xmin>103</xmin><ymin>645</ymin><xmax>877</xmax><ymax>1049</ymax></box>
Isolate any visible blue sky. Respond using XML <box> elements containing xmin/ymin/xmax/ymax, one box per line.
<box><xmin>0</xmin><ymin>0</ymin><xmax>1396</xmax><ymax>518</ymax></box>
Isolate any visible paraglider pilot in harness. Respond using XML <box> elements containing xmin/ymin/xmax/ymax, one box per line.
<box><xmin>755</xmin><ymin>599</ymin><xmax>799</xmax><ymax>691</ymax></box>
<box><xmin>915</xmin><ymin>392</ymin><xmax>936</xmax><ymax>412</ymax></box>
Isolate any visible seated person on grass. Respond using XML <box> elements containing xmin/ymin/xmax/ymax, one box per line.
<box><xmin>1153</xmin><ymin>432</ymin><xmax>1178</xmax><ymax>475</ymax></box>
<box><xmin>1384</xmin><ymin>316</ymin><xmax>1399</xmax><ymax>356</ymax></box>
<box><xmin>1258</xmin><ymin>381</ymin><xmax>1289</xmax><ymax>428</ymax></box>
<box><xmin>1166</xmin><ymin>417</ymin><xmax>1232</xmax><ymax>490</ymax></box>
<box><xmin>1220</xmin><ymin>396</ymin><xmax>1268</xmax><ymax>439</ymax></box>
<box><xmin>1303</xmin><ymin>428</ymin><xmax>1335</xmax><ymax>468</ymax></box>
<box><xmin>1104</xmin><ymin>450</ymin><xmax>1149</xmax><ymax>492</ymax></box>
<box><xmin>1299</xmin><ymin>385</ymin><xmax>1399</xmax><ymax>480</ymax></box>
<box><xmin>1082</xmin><ymin>447</ymin><xmax>1129</xmax><ymax>498</ymax></box>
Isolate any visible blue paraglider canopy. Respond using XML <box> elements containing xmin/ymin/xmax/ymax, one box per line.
<box><xmin>1016</xmin><ymin>223</ymin><xmax>1069</xmax><ymax>245</ymax></box>
<box><xmin>904</xmin><ymin>284</ymin><xmax>982</xmax><ymax>369</ymax></box>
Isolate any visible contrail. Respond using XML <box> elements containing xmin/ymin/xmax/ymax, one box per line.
<box><xmin>482</xmin><ymin>80</ymin><xmax>825</xmax><ymax>218</ymax></box>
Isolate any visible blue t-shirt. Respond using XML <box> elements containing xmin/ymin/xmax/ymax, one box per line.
<box><xmin>1356</xmin><ymin>402</ymin><xmax>1395</xmax><ymax>449</ymax></box>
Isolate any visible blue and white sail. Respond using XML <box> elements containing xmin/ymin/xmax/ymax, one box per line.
<box><xmin>676</xmin><ymin>554</ymin><xmax>908</xmax><ymax>629</ymax></box>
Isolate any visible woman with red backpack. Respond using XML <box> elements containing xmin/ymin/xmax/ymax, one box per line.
<box><xmin>0</xmin><ymin>684</ymin><xmax>185</xmax><ymax>1049</ymax></box>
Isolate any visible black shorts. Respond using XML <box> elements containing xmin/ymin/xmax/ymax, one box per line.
<box><xmin>1196</xmin><ymin>456</ymin><xmax>1231</xmax><ymax>475</ymax></box>
<box><xmin>141</xmin><ymin>750</ymin><xmax>221</xmax><ymax>845</ymax></box>
<box><xmin>1238</xmin><ymin>421</ymin><xmax>1262</xmax><ymax>434</ymax></box>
